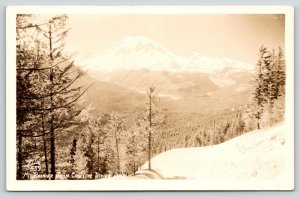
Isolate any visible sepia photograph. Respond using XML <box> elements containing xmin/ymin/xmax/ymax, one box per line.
<box><xmin>6</xmin><ymin>6</ymin><xmax>294</xmax><ymax>191</ymax></box>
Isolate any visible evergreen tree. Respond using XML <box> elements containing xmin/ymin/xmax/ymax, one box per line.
<box><xmin>244</xmin><ymin>46</ymin><xmax>285</xmax><ymax>130</ymax></box>
<box><xmin>16</xmin><ymin>14</ymin><xmax>88</xmax><ymax>180</ymax></box>
<box><xmin>145</xmin><ymin>87</ymin><xmax>159</xmax><ymax>170</ymax></box>
<box><xmin>253</xmin><ymin>46</ymin><xmax>271</xmax><ymax>129</ymax></box>
<box><xmin>125</xmin><ymin>129</ymin><xmax>139</xmax><ymax>174</ymax></box>
<box><xmin>125</xmin><ymin>122</ymin><xmax>147</xmax><ymax>174</ymax></box>
<box><xmin>16</xmin><ymin>14</ymin><xmax>51</xmax><ymax>179</ymax></box>
<box><xmin>35</xmin><ymin>15</ymin><xmax>87</xmax><ymax>180</ymax></box>
<box><xmin>234</xmin><ymin>112</ymin><xmax>245</xmax><ymax>136</ymax></box>
<box><xmin>108</xmin><ymin>114</ymin><xmax>124</xmax><ymax>173</ymax></box>
<box><xmin>68</xmin><ymin>138</ymin><xmax>77</xmax><ymax>178</ymax></box>
<box><xmin>84</xmin><ymin>132</ymin><xmax>96</xmax><ymax>179</ymax></box>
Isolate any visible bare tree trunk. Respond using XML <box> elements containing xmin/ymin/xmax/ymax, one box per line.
<box><xmin>147</xmin><ymin>87</ymin><xmax>154</xmax><ymax>170</ymax></box>
<box><xmin>42</xmin><ymin>134</ymin><xmax>48</xmax><ymax>175</ymax></box>
<box><xmin>97</xmin><ymin>136</ymin><xmax>100</xmax><ymax>173</ymax></box>
<box><xmin>148</xmin><ymin>131</ymin><xmax>151</xmax><ymax>170</ymax></box>
<box><xmin>17</xmin><ymin>135</ymin><xmax>23</xmax><ymax>180</ymax></box>
<box><xmin>133</xmin><ymin>160</ymin><xmax>136</xmax><ymax>175</ymax></box>
<box><xmin>114</xmin><ymin>130</ymin><xmax>121</xmax><ymax>172</ymax></box>
<box><xmin>49</xmin><ymin>21</ymin><xmax>56</xmax><ymax>180</ymax></box>
<box><xmin>257</xmin><ymin>111</ymin><xmax>260</xmax><ymax>129</ymax></box>
<box><xmin>133</xmin><ymin>136</ymin><xmax>136</xmax><ymax>175</ymax></box>
<box><xmin>50</xmin><ymin>117</ymin><xmax>55</xmax><ymax>180</ymax></box>
<box><xmin>41</xmin><ymin>100</ymin><xmax>48</xmax><ymax>175</ymax></box>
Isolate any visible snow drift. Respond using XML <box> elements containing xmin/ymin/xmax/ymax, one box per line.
<box><xmin>98</xmin><ymin>122</ymin><xmax>293</xmax><ymax>190</ymax></box>
<box><xmin>140</xmin><ymin>122</ymin><xmax>289</xmax><ymax>181</ymax></box>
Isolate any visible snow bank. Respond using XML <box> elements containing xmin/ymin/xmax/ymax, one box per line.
<box><xmin>142</xmin><ymin>122</ymin><xmax>288</xmax><ymax>180</ymax></box>
<box><xmin>96</xmin><ymin>122</ymin><xmax>292</xmax><ymax>190</ymax></box>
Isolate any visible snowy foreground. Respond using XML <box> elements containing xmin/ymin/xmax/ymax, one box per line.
<box><xmin>98</xmin><ymin>123</ymin><xmax>293</xmax><ymax>190</ymax></box>
<box><xmin>141</xmin><ymin>123</ymin><xmax>287</xmax><ymax>180</ymax></box>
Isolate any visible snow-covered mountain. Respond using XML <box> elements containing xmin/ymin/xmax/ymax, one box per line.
<box><xmin>79</xmin><ymin>36</ymin><xmax>254</xmax><ymax>74</ymax></box>
<box><xmin>78</xmin><ymin>36</ymin><xmax>255</xmax><ymax>101</ymax></box>
<box><xmin>209</xmin><ymin>66</ymin><xmax>254</xmax><ymax>93</ymax></box>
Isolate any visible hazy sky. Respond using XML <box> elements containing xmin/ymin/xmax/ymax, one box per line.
<box><xmin>64</xmin><ymin>14</ymin><xmax>285</xmax><ymax>65</ymax></box>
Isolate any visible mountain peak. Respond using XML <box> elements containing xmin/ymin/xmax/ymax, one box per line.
<box><xmin>121</xmin><ymin>36</ymin><xmax>153</xmax><ymax>46</ymax></box>
<box><xmin>114</xmin><ymin>36</ymin><xmax>169</xmax><ymax>54</ymax></box>
<box><xmin>79</xmin><ymin>36</ymin><xmax>254</xmax><ymax>73</ymax></box>
<box><xmin>118</xmin><ymin>36</ymin><xmax>166</xmax><ymax>52</ymax></box>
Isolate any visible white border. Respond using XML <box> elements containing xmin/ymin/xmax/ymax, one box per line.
<box><xmin>6</xmin><ymin>6</ymin><xmax>294</xmax><ymax>191</ymax></box>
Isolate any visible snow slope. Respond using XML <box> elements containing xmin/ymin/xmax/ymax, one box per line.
<box><xmin>97</xmin><ymin>122</ymin><xmax>293</xmax><ymax>190</ymax></box>
<box><xmin>141</xmin><ymin>123</ymin><xmax>287</xmax><ymax>181</ymax></box>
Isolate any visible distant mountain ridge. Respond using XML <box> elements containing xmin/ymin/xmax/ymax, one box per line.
<box><xmin>78</xmin><ymin>36</ymin><xmax>254</xmax><ymax>115</ymax></box>
<box><xmin>79</xmin><ymin>36</ymin><xmax>254</xmax><ymax>74</ymax></box>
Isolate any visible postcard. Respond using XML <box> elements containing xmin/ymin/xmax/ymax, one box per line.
<box><xmin>6</xmin><ymin>6</ymin><xmax>294</xmax><ymax>191</ymax></box>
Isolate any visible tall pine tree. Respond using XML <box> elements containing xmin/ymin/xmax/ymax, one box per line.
<box><xmin>244</xmin><ymin>46</ymin><xmax>285</xmax><ymax>130</ymax></box>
